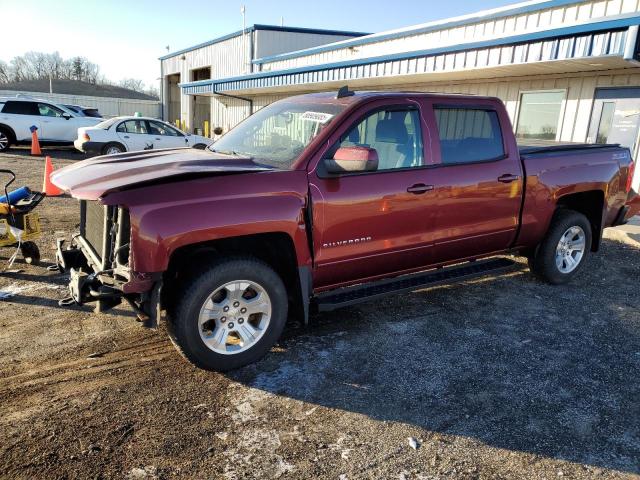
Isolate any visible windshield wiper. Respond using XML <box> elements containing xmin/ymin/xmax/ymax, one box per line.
<box><xmin>210</xmin><ymin>148</ymin><xmax>249</xmax><ymax>157</ymax></box>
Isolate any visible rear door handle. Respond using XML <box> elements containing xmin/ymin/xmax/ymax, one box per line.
<box><xmin>407</xmin><ymin>183</ymin><xmax>434</xmax><ymax>194</ymax></box>
<box><xmin>498</xmin><ymin>174</ymin><xmax>520</xmax><ymax>183</ymax></box>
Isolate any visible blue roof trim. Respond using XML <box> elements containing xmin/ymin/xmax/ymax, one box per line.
<box><xmin>179</xmin><ymin>14</ymin><xmax>640</xmax><ymax>91</ymax></box>
<box><xmin>253</xmin><ymin>0</ymin><xmax>583</xmax><ymax>65</ymax></box>
<box><xmin>159</xmin><ymin>24</ymin><xmax>367</xmax><ymax>61</ymax></box>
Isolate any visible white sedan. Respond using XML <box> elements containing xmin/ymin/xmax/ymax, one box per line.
<box><xmin>74</xmin><ymin>116</ymin><xmax>213</xmax><ymax>155</ymax></box>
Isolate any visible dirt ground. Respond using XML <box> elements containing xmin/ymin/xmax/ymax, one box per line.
<box><xmin>0</xmin><ymin>148</ymin><xmax>639</xmax><ymax>480</ymax></box>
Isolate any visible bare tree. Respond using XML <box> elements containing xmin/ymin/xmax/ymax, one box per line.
<box><xmin>0</xmin><ymin>60</ymin><xmax>9</xmax><ymax>83</ymax></box>
<box><xmin>119</xmin><ymin>78</ymin><xmax>145</xmax><ymax>92</ymax></box>
<box><xmin>0</xmin><ymin>51</ymin><xmax>127</xmax><ymax>87</ymax></box>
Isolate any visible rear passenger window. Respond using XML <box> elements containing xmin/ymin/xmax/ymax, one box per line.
<box><xmin>1</xmin><ymin>101</ymin><xmax>39</xmax><ymax>116</ymax></box>
<box><xmin>116</xmin><ymin>120</ymin><xmax>148</xmax><ymax>134</ymax></box>
<box><xmin>435</xmin><ymin>108</ymin><xmax>505</xmax><ymax>164</ymax></box>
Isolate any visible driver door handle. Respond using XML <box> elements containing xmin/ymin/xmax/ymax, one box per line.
<box><xmin>498</xmin><ymin>174</ymin><xmax>520</xmax><ymax>183</ymax></box>
<box><xmin>407</xmin><ymin>183</ymin><xmax>434</xmax><ymax>194</ymax></box>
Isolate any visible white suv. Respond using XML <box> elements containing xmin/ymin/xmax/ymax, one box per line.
<box><xmin>0</xmin><ymin>97</ymin><xmax>103</xmax><ymax>152</ymax></box>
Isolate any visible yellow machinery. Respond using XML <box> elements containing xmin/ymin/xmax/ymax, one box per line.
<box><xmin>0</xmin><ymin>170</ymin><xmax>43</xmax><ymax>265</ymax></box>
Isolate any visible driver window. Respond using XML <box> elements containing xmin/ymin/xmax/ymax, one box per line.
<box><xmin>38</xmin><ymin>103</ymin><xmax>64</xmax><ymax>117</ymax></box>
<box><xmin>149</xmin><ymin>120</ymin><xmax>180</xmax><ymax>136</ymax></box>
<box><xmin>333</xmin><ymin>108</ymin><xmax>424</xmax><ymax>170</ymax></box>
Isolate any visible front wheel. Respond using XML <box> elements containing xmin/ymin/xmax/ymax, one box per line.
<box><xmin>529</xmin><ymin>210</ymin><xmax>592</xmax><ymax>284</ymax></box>
<box><xmin>167</xmin><ymin>257</ymin><xmax>288</xmax><ymax>371</ymax></box>
<box><xmin>0</xmin><ymin>128</ymin><xmax>12</xmax><ymax>152</ymax></box>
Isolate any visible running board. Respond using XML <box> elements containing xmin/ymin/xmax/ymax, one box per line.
<box><xmin>314</xmin><ymin>257</ymin><xmax>515</xmax><ymax>311</ymax></box>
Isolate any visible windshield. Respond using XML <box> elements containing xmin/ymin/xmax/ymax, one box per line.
<box><xmin>209</xmin><ymin>100</ymin><xmax>346</xmax><ymax>168</ymax></box>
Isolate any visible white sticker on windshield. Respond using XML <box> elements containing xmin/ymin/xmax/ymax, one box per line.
<box><xmin>300</xmin><ymin>111</ymin><xmax>334</xmax><ymax>123</ymax></box>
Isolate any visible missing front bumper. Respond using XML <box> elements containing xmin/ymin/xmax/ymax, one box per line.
<box><xmin>55</xmin><ymin>238</ymin><xmax>162</xmax><ymax>328</ymax></box>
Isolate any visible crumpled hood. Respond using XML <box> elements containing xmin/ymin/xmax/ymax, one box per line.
<box><xmin>51</xmin><ymin>147</ymin><xmax>274</xmax><ymax>200</ymax></box>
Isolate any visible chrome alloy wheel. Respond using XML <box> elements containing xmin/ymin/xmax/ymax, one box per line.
<box><xmin>555</xmin><ymin>226</ymin><xmax>586</xmax><ymax>274</ymax></box>
<box><xmin>0</xmin><ymin>132</ymin><xmax>9</xmax><ymax>151</ymax></box>
<box><xmin>198</xmin><ymin>280</ymin><xmax>272</xmax><ymax>355</ymax></box>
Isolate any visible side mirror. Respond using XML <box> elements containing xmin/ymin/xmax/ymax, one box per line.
<box><xmin>324</xmin><ymin>146</ymin><xmax>378</xmax><ymax>174</ymax></box>
<box><xmin>213</xmin><ymin>126</ymin><xmax>223</xmax><ymax>136</ymax></box>
<box><xmin>62</xmin><ymin>113</ymin><xmax>72</xmax><ymax>120</ymax></box>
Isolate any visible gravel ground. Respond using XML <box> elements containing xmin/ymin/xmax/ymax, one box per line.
<box><xmin>0</xmin><ymin>148</ymin><xmax>639</xmax><ymax>479</ymax></box>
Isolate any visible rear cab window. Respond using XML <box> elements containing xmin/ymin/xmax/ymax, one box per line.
<box><xmin>434</xmin><ymin>107</ymin><xmax>505</xmax><ymax>164</ymax></box>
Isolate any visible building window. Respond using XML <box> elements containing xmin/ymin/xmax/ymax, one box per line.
<box><xmin>596</xmin><ymin>102</ymin><xmax>615</xmax><ymax>144</ymax></box>
<box><xmin>515</xmin><ymin>90</ymin><xmax>565</xmax><ymax>140</ymax></box>
<box><xmin>191</xmin><ymin>67</ymin><xmax>211</xmax><ymax>81</ymax></box>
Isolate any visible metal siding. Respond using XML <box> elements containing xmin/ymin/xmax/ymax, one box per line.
<box><xmin>258</xmin><ymin>0</ymin><xmax>640</xmax><ymax>70</ymax></box>
<box><xmin>254</xmin><ymin>30</ymin><xmax>363</xmax><ymax>59</ymax></box>
<box><xmin>190</xmin><ymin>25</ymin><xmax>632</xmax><ymax>94</ymax></box>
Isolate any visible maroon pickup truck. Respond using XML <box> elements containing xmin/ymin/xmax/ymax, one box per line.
<box><xmin>52</xmin><ymin>89</ymin><xmax>639</xmax><ymax>371</ymax></box>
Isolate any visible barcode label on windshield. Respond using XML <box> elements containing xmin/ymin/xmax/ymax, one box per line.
<box><xmin>300</xmin><ymin>111</ymin><xmax>334</xmax><ymax>123</ymax></box>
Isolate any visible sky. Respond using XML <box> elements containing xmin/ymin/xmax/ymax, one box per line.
<box><xmin>0</xmin><ymin>0</ymin><xmax>518</xmax><ymax>88</ymax></box>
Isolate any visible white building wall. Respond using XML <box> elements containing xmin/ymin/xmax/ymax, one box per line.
<box><xmin>162</xmin><ymin>34</ymin><xmax>250</xmax><ymax>130</ymax></box>
<box><xmin>210</xmin><ymin>93</ymin><xmax>290</xmax><ymax>132</ymax></box>
<box><xmin>254</xmin><ymin>31</ymin><xmax>363</xmax><ymax>59</ymax></box>
<box><xmin>260</xmin><ymin>0</ymin><xmax>640</xmax><ymax>71</ymax></box>
<box><xmin>0</xmin><ymin>90</ymin><xmax>161</xmax><ymax>118</ymax></box>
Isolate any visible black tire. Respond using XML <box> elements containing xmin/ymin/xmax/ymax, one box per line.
<box><xmin>167</xmin><ymin>257</ymin><xmax>288</xmax><ymax>371</ymax></box>
<box><xmin>192</xmin><ymin>143</ymin><xmax>207</xmax><ymax>150</ymax></box>
<box><xmin>529</xmin><ymin>209</ymin><xmax>592</xmax><ymax>285</ymax></box>
<box><xmin>101</xmin><ymin>143</ymin><xmax>125</xmax><ymax>155</ymax></box>
<box><xmin>0</xmin><ymin>127</ymin><xmax>13</xmax><ymax>152</ymax></box>
<box><xmin>20</xmin><ymin>241</ymin><xmax>40</xmax><ymax>265</ymax></box>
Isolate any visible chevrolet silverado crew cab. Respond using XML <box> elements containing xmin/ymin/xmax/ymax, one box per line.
<box><xmin>51</xmin><ymin>89</ymin><xmax>639</xmax><ymax>371</ymax></box>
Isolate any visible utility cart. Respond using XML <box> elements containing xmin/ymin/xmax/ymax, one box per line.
<box><xmin>0</xmin><ymin>169</ymin><xmax>44</xmax><ymax>265</ymax></box>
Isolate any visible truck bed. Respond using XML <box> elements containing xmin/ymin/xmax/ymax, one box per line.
<box><xmin>518</xmin><ymin>140</ymin><xmax>620</xmax><ymax>156</ymax></box>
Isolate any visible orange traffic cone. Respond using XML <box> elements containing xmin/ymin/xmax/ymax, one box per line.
<box><xmin>43</xmin><ymin>156</ymin><xmax>63</xmax><ymax>196</ymax></box>
<box><xmin>30</xmin><ymin>126</ymin><xmax>42</xmax><ymax>156</ymax></box>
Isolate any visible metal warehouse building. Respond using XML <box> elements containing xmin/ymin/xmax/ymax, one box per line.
<box><xmin>165</xmin><ymin>0</ymin><xmax>640</xmax><ymax>188</ymax></box>
<box><xmin>160</xmin><ymin>25</ymin><xmax>367</xmax><ymax>134</ymax></box>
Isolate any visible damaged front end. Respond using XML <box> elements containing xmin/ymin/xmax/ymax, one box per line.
<box><xmin>56</xmin><ymin>200</ymin><xmax>162</xmax><ymax>328</ymax></box>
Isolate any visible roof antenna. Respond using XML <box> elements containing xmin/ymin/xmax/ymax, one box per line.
<box><xmin>336</xmin><ymin>85</ymin><xmax>355</xmax><ymax>99</ymax></box>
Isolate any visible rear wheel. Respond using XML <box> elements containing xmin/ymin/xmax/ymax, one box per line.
<box><xmin>102</xmin><ymin>143</ymin><xmax>125</xmax><ymax>155</ymax></box>
<box><xmin>167</xmin><ymin>257</ymin><xmax>288</xmax><ymax>371</ymax></box>
<box><xmin>0</xmin><ymin>128</ymin><xmax>12</xmax><ymax>152</ymax></box>
<box><xmin>529</xmin><ymin>210</ymin><xmax>592</xmax><ymax>284</ymax></box>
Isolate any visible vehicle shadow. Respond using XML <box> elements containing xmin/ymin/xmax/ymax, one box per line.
<box><xmin>0</xmin><ymin>293</ymin><xmax>134</xmax><ymax>317</ymax></box>
<box><xmin>231</xmin><ymin>239</ymin><xmax>640</xmax><ymax>474</ymax></box>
